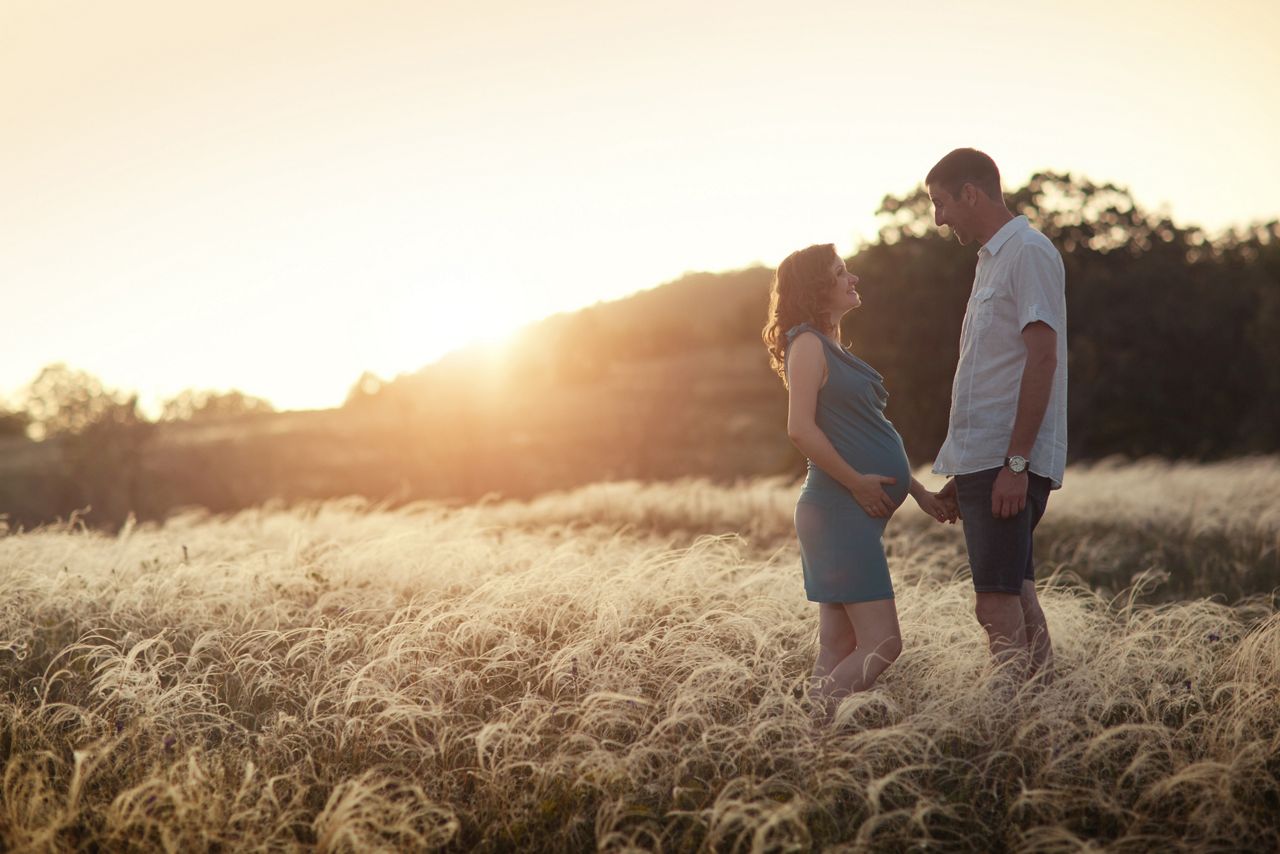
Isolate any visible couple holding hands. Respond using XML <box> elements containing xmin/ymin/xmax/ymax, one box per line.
<box><xmin>763</xmin><ymin>149</ymin><xmax>1068</xmax><ymax>715</ymax></box>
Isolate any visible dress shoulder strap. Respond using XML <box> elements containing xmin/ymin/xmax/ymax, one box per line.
<box><xmin>784</xmin><ymin>322</ymin><xmax>822</xmax><ymax>343</ymax></box>
<box><xmin>785</xmin><ymin>323</ymin><xmax>885</xmax><ymax>383</ymax></box>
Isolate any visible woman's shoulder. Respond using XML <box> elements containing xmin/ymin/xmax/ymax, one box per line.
<box><xmin>783</xmin><ymin>325</ymin><xmax>828</xmax><ymax>361</ymax></box>
<box><xmin>788</xmin><ymin>324</ymin><xmax>884</xmax><ymax>382</ymax></box>
<box><xmin>784</xmin><ymin>322</ymin><xmax>822</xmax><ymax>342</ymax></box>
<box><xmin>783</xmin><ymin>325</ymin><xmax>827</xmax><ymax>375</ymax></box>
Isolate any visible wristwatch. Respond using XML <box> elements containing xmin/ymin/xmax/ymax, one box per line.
<box><xmin>1004</xmin><ymin>455</ymin><xmax>1029</xmax><ymax>475</ymax></box>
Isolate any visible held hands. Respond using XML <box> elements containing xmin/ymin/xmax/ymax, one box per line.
<box><xmin>850</xmin><ymin>473</ymin><xmax>898</xmax><ymax>518</ymax></box>
<box><xmin>936</xmin><ymin>477</ymin><xmax>961</xmax><ymax>523</ymax></box>
<box><xmin>913</xmin><ymin>489</ymin><xmax>955</xmax><ymax>524</ymax></box>
<box><xmin>914</xmin><ymin>477</ymin><xmax>960</xmax><ymax>524</ymax></box>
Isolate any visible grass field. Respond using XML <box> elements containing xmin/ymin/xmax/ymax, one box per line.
<box><xmin>2</xmin><ymin>458</ymin><xmax>1279</xmax><ymax>851</ymax></box>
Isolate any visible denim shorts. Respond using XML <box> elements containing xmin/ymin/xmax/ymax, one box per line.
<box><xmin>954</xmin><ymin>467</ymin><xmax>1051</xmax><ymax>594</ymax></box>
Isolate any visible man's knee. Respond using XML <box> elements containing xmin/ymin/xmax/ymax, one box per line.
<box><xmin>975</xmin><ymin>592</ymin><xmax>1023</xmax><ymax>634</ymax></box>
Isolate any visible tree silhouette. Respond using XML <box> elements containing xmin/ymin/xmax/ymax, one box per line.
<box><xmin>852</xmin><ymin>174</ymin><xmax>1279</xmax><ymax>461</ymax></box>
<box><xmin>160</xmin><ymin>389</ymin><xmax>274</xmax><ymax>421</ymax></box>
<box><xmin>21</xmin><ymin>364</ymin><xmax>140</xmax><ymax>440</ymax></box>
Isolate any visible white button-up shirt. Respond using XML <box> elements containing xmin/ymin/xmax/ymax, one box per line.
<box><xmin>932</xmin><ymin>215</ymin><xmax>1068</xmax><ymax>487</ymax></box>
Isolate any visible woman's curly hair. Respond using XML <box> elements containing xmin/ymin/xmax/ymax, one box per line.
<box><xmin>761</xmin><ymin>243</ymin><xmax>840</xmax><ymax>385</ymax></box>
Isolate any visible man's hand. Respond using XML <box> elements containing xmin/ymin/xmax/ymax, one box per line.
<box><xmin>992</xmin><ymin>467</ymin><xmax>1028</xmax><ymax>518</ymax></box>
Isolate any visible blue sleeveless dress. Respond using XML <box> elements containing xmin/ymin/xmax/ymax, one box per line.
<box><xmin>785</xmin><ymin>324</ymin><xmax>911</xmax><ymax>603</ymax></box>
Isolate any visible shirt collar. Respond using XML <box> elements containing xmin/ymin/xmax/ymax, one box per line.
<box><xmin>979</xmin><ymin>215</ymin><xmax>1029</xmax><ymax>257</ymax></box>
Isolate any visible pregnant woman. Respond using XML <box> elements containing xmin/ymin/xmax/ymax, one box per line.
<box><xmin>762</xmin><ymin>243</ymin><xmax>952</xmax><ymax>716</ymax></box>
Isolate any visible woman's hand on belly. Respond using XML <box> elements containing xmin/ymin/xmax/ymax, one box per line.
<box><xmin>848</xmin><ymin>472</ymin><xmax>899</xmax><ymax>518</ymax></box>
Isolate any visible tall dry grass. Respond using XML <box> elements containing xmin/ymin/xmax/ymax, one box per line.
<box><xmin>1</xmin><ymin>459</ymin><xmax>1278</xmax><ymax>851</ymax></box>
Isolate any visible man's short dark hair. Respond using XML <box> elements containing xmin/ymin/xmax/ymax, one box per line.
<box><xmin>926</xmin><ymin>148</ymin><xmax>1002</xmax><ymax>201</ymax></box>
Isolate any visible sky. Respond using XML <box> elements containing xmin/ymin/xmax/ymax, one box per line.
<box><xmin>3</xmin><ymin>0</ymin><xmax>1278</xmax><ymax>413</ymax></box>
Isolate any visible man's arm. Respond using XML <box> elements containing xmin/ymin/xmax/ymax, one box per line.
<box><xmin>991</xmin><ymin>321</ymin><xmax>1057</xmax><ymax>518</ymax></box>
<box><xmin>1006</xmin><ymin>321</ymin><xmax>1058</xmax><ymax>459</ymax></box>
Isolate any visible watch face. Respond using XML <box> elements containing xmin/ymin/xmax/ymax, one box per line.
<box><xmin>1007</xmin><ymin>456</ymin><xmax>1028</xmax><ymax>473</ymax></box>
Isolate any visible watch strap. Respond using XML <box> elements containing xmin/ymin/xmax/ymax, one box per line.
<box><xmin>1004</xmin><ymin>455</ymin><xmax>1028</xmax><ymax>473</ymax></box>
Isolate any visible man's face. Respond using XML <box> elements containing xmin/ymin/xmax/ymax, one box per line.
<box><xmin>927</xmin><ymin>183</ymin><xmax>974</xmax><ymax>245</ymax></box>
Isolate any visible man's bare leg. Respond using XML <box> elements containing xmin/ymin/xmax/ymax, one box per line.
<box><xmin>1020</xmin><ymin>579</ymin><xmax>1054</xmax><ymax>685</ymax></box>
<box><xmin>974</xmin><ymin>591</ymin><xmax>1029</xmax><ymax>684</ymax></box>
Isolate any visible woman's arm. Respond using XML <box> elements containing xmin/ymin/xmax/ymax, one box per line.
<box><xmin>786</xmin><ymin>332</ymin><xmax>898</xmax><ymax>518</ymax></box>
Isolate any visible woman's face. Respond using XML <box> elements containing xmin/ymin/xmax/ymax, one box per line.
<box><xmin>825</xmin><ymin>256</ymin><xmax>861</xmax><ymax>314</ymax></box>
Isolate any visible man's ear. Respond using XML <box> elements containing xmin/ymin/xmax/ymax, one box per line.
<box><xmin>960</xmin><ymin>182</ymin><xmax>978</xmax><ymax>207</ymax></box>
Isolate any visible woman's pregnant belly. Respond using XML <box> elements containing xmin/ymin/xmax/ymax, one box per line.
<box><xmin>802</xmin><ymin>431</ymin><xmax>911</xmax><ymax>507</ymax></box>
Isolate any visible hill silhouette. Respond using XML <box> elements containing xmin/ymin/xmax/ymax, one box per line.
<box><xmin>2</xmin><ymin>173</ymin><xmax>1278</xmax><ymax>530</ymax></box>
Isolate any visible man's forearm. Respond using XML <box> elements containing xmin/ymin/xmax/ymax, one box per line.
<box><xmin>1006</xmin><ymin>351</ymin><xmax>1056</xmax><ymax>458</ymax></box>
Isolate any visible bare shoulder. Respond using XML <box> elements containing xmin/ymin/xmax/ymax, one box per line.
<box><xmin>785</xmin><ymin>330</ymin><xmax>828</xmax><ymax>383</ymax></box>
<box><xmin>787</xmin><ymin>329</ymin><xmax>825</xmax><ymax>354</ymax></box>
<box><xmin>786</xmin><ymin>330</ymin><xmax>826</xmax><ymax>366</ymax></box>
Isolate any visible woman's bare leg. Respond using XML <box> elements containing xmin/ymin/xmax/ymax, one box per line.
<box><xmin>812</xmin><ymin>603</ymin><xmax>857</xmax><ymax>689</ymax></box>
<box><xmin>825</xmin><ymin>599</ymin><xmax>902</xmax><ymax>698</ymax></box>
<box><xmin>811</xmin><ymin>599</ymin><xmax>902</xmax><ymax>718</ymax></box>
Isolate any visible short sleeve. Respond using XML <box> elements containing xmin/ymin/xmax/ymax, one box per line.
<box><xmin>1012</xmin><ymin>241</ymin><xmax>1066</xmax><ymax>335</ymax></box>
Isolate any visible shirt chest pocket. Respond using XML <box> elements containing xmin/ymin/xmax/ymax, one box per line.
<box><xmin>969</xmin><ymin>286</ymin><xmax>998</xmax><ymax>331</ymax></box>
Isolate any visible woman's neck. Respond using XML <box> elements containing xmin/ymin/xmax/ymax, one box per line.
<box><xmin>816</xmin><ymin>316</ymin><xmax>842</xmax><ymax>344</ymax></box>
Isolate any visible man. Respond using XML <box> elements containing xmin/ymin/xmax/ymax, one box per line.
<box><xmin>926</xmin><ymin>148</ymin><xmax>1068</xmax><ymax>684</ymax></box>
